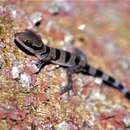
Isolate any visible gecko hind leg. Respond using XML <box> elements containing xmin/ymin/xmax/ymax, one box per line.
<box><xmin>60</xmin><ymin>70</ymin><xmax>73</xmax><ymax>95</ymax></box>
<box><xmin>60</xmin><ymin>48</ymin><xmax>87</xmax><ymax>94</ymax></box>
<box><xmin>60</xmin><ymin>80</ymin><xmax>73</xmax><ymax>95</ymax></box>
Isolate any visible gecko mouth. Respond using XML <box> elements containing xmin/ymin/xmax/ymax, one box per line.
<box><xmin>14</xmin><ymin>37</ymin><xmax>34</xmax><ymax>56</ymax></box>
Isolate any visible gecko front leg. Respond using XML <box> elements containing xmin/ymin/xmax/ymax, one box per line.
<box><xmin>34</xmin><ymin>60</ymin><xmax>49</xmax><ymax>74</ymax></box>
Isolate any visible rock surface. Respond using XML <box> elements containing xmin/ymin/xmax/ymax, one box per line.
<box><xmin>0</xmin><ymin>0</ymin><xmax>130</xmax><ymax>129</ymax></box>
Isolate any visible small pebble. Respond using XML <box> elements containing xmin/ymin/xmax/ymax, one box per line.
<box><xmin>0</xmin><ymin>5</ymin><xmax>5</xmax><ymax>13</ymax></box>
<box><xmin>19</xmin><ymin>73</ymin><xmax>32</xmax><ymax>90</ymax></box>
<box><xmin>43</xmin><ymin>2</ymin><xmax>60</xmax><ymax>15</ymax></box>
<box><xmin>29</xmin><ymin>12</ymin><xmax>42</xmax><ymax>26</ymax></box>
<box><xmin>0</xmin><ymin>41</ymin><xmax>6</xmax><ymax>48</ymax></box>
<box><xmin>90</xmin><ymin>90</ymin><xmax>106</xmax><ymax>101</ymax></box>
<box><xmin>7</xmin><ymin>5</ymin><xmax>17</xmax><ymax>18</ymax></box>
<box><xmin>119</xmin><ymin>56</ymin><xmax>130</xmax><ymax>70</ymax></box>
<box><xmin>123</xmin><ymin>116</ymin><xmax>130</xmax><ymax>128</ymax></box>
<box><xmin>45</xmin><ymin>20</ymin><xmax>55</xmax><ymax>32</ymax></box>
<box><xmin>58</xmin><ymin>121</ymin><xmax>77</xmax><ymax>130</ymax></box>
<box><xmin>78</xmin><ymin>24</ymin><xmax>86</xmax><ymax>31</ymax></box>
<box><xmin>11</xmin><ymin>65</ymin><xmax>20</xmax><ymax>79</ymax></box>
<box><xmin>6</xmin><ymin>5</ymin><xmax>24</xmax><ymax>19</ymax></box>
<box><xmin>94</xmin><ymin>78</ymin><xmax>103</xmax><ymax>85</ymax></box>
<box><xmin>58</xmin><ymin>121</ymin><xmax>69</xmax><ymax>130</ymax></box>
<box><xmin>0</xmin><ymin>60</ymin><xmax>3</xmax><ymax>69</ymax></box>
<box><xmin>55</xmin><ymin>1</ymin><xmax>73</xmax><ymax>13</ymax></box>
<box><xmin>64</xmin><ymin>33</ymin><xmax>74</xmax><ymax>44</ymax></box>
<box><xmin>105</xmin><ymin>42</ymin><xmax>117</xmax><ymax>56</ymax></box>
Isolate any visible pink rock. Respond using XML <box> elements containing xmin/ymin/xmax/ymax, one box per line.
<box><xmin>7</xmin><ymin>108</ymin><xmax>28</xmax><ymax>121</ymax></box>
<box><xmin>24</xmin><ymin>96</ymin><xmax>34</xmax><ymax>106</ymax></box>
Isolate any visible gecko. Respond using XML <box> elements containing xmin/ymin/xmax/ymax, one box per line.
<box><xmin>14</xmin><ymin>29</ymin><xmax>130</xmax><ymax>100</ymax></box>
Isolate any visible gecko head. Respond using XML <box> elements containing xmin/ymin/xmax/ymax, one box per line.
<box><xmin>14</xmin><ymin>29</ymin><xmax>44</xmax><ymax>55</ymax></box>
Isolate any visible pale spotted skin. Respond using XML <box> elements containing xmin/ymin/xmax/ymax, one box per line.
<box><xmin>14</xmin><ymin>29</ymin><xmax>130</xmax><ymax>100</ymax></box>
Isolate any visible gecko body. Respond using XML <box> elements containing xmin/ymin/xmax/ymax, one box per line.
<box><xmin>14</xmin><ymin>30</ymin><xmax>130</xmax><ymax>100</ymax></box>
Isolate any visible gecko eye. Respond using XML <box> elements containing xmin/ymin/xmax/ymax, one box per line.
<box><xmin>24</xmin><ymin>39</ymin><xmax>42</xmax><ymax>50</ymax></box>
<box><xmin>24</xmin><ymin>40</ymin><xmax>32</xmax><ymax>46</ymax></box>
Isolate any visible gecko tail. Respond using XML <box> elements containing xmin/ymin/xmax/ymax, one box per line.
<box><xmin>81</xmin><ymin>64</ymin><xmax>130</xmax><ymax>100</ymax></box>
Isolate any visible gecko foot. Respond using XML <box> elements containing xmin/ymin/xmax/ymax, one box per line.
<box><xmin>60</xmin><ymin>81</ymin><xmax>73</xmax><ymax>95</ymax></box>
<box><xmin>60</xmin><ymin>68</ymin><xmax>74</xmax><ymax>95</ymax></box>
<box><xmin>34</xmin><ymin>60</ymin><xmax>49</xmax><ymax>74</ymax></box>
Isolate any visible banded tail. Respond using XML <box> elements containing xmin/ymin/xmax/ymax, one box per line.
<box><xmin>81</xmin><ymin>64</ymin><xmax>130</xmax><ymax>100</ymax></box>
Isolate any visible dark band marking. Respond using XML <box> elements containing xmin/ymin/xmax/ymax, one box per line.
<box><xmin>108</xmin><ymin>76</ymin><xmax>115</xmax><ymax>84</ymax></box>
<box><xmin>75</xmin><ymin>56</ymin><xmax>80</xmax><ymax>65</ymax></box>
<box><xmin>38</xmin><ymin>46</ymin><xmax>50</xmax><ymax>56</ymax></box>
<box><xmin>80</xmin><ymin>64</ymin><xmax>90</xmax><ymax>74</ymax></box>
<box><xmin>85</xmin><ymin>64</ymin><xmax>90</xmax><ymax>71</ymax></box>
<box><xmin>60</xmin><ymin>51</ymin><xmax>66</xmax><ymax>63</ymax></box>
<box><xmin>40</xmin><ymin>51</ymin><xmax>47</xmax><ymax>56</ymax></box>
<box><xmin>52</xmin><ymin>49</ymin><xmax>60</xmax><ymax>60</ymax></box>
<box><xmin>95</xmin><ymin>69</ymin><xmax>103</xmax><ymax>77</ymax></box>
<box><xmin>55</xmin><ymin>49</ymin><xmax>60</xmax><ymax>60</ymax></box>
<box><xmin>125</xmin><ymin>92</ymin><xmax>130</xmax><ymax>99</ymax></box>
<box><xmin>103</xmin><ymin>76</ymin><xmax>115</xmax><ymax>87</ymax></box>
<box><xmin>39</xmin><ymin>46</ymin><xmax>50</xmax><ymax>59</ymax></box>
<box><xmin>65</xmin><ymin>51</ymin><xmax>71</xmax><ymax>63</ymax></box>
<box><xmin>118</xmin><ymin>84</ymin><xmax>124</xmax><ymax>91</ymax></box>
<box><xmin>45</xmin><ymin>46</ymin><xmax>50</xmax><ymax>54</ymax></box>
<box><xmin>50</xmin><ymin>48</ymin><xmax>56</xmax><ymax>60</ymax></box>
<box><xmin>104</xmin><ymin>76</ymin><xmax>125</xmax><ymax>92</ymax></box>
